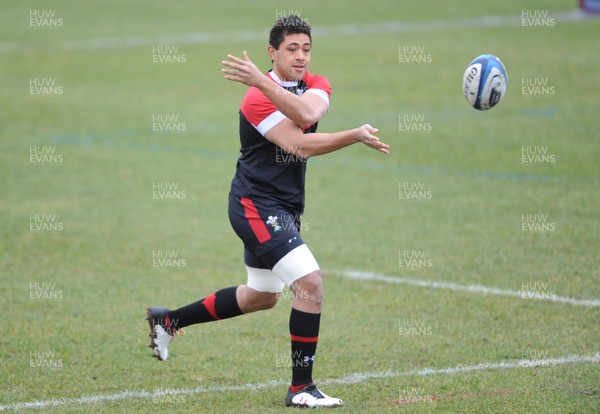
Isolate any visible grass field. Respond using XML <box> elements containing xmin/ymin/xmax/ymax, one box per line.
<box><xmin>1</xmin><ymin>1</ymin><xmax>599</xmax><ymax>412</ymax></box>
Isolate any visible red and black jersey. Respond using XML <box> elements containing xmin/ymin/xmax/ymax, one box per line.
<box><xmin>229</xmin><ymin>69</ymin><xmax>331</xmax><ymax>215</ymax></box>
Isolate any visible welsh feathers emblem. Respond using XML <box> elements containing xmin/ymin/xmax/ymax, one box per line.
<box><xmin>266</xmin><ymin>215</ymin><xmax>282</xmax><ymax>232</ymax></box>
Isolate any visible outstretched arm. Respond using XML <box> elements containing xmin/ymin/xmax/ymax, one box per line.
<box><xmin>222</xmin><ymin>52</ymin><xmax>328</xmax><ymax>128</ymax></box>
<box><xmin>264</xmin><ymin>118</ymin><xmax>390</xmax><ymax>158</ymax></box>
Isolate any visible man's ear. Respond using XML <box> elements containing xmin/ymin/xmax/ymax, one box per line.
<box><xmin>267</xmin><ymin>44</ymin><xmax>277</xmax><ymax>62</ymax></box>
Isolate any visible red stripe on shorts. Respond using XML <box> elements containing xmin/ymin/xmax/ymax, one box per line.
<box><xmin>240</xmin><ymin>197</ymin><xmax>272</xmax><ymax>244</ymax></box>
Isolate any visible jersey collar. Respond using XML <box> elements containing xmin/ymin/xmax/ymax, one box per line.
<box><xmin>268</xmin><ymin>70</ymin><xmax>300</xmax><ymax>88</ymax></box>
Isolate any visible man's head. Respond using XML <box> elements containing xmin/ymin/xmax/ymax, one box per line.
<box><xmin>269</xmin><ymin>15</ymin><xmax>311</xmax><ymax>50</ymax></box>
<box><xmin>268</xmin><ymin>15</ymin><xmax>312</xmax><ymax>81</ymax></box>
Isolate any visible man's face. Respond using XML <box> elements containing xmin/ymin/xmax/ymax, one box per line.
<box><xmin>268</xmin><ymin>33</ymin><xmax>311</xmax><ymax>81</ymax></box>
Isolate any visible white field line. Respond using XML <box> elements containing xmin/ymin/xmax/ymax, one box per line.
<box><xmin>0</xmin><ymin>10</ymin><xmax>587</xmax><ymax>53</ymax></box>
<box><xmin>1</xmin><ymin>353</ymin><xmax>597</xmax><ymax>411</ymax></box>
<box><xmin>335</xmin><ymin>270</ymin><xmax>600</xmax><ymax>307</ymax></box>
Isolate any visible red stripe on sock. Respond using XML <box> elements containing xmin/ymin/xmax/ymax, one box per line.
<box><xmin>202</xmin><ymin>293</ymin><xmax>220</xmax><ymax>320</ymax></box>
<box><xmin>290</xmin><ymin>334</ymin><xmax>319</xmax><ymax>343</ymax></box>
<box><xmin>164</xmin><ymin>314</ymin><xmax>173</xmax><ymax>334</ymax></box>
<box><xmin>290</xmin><ymin>383</ymin><xmax>311</xmax><ymax>393</ymax></box>
<box><xmin>240</xmin><ymin>197</ymin><xmax>271</xmax><ymax>244</ymax></box>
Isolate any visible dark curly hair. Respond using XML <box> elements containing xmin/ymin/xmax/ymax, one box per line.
<box><xmin>269</xmin><ymin>15</ymin><xmax>311</xmax><ymax>50</ymax></box>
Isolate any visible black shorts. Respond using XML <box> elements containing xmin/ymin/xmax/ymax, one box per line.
<box><xmin>228</xmin><ymin>194</ymin><xmax>305</xmax><ymax>269</ymax></box>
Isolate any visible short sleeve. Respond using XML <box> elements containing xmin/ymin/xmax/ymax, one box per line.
<box><xmin>305</xmin><ymin>74</ymin><xmax>332</xmax><ymax>107</ymax></box>
<box><xmin>240</xmin><ymin>86</ymin><xmax>285</xmax><ymax>136</ymax></box>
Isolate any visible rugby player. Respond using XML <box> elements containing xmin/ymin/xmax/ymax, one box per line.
<box><xmin>146</xmin><ymin>14</ymin><xmax>389</xmax><ymax>408</ymax></box>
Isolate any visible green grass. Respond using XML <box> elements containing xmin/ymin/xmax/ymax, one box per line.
<box><xmin>1</xmin><ymin>1</ymin><xmax>599</xmax><ymax>412</ymax></box>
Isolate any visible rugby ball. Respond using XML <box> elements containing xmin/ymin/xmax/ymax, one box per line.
<box><xmin>462</xmin><ymin>54</ymin><xmax>508</xmax><ymax>110</ymax></box>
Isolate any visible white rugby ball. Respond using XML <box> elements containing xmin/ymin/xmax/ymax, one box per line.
<box><xmin>462</xmin><ymin>54</ymin><xmax>508</xmax><ymax>110</ymax></box>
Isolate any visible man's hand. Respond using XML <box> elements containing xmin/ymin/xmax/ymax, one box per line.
<box><xmin>356</xmin><ymin>124</ymin><xmax>390</xmax><ymax>154</ymax></box>
<box><xmin>221</xmin><ymin>51</ymin><xmax>327</xmax><ymax>128</ymax></box>
<box><xmin>221</xmin><ymin>51</ymin><xmax>266</xmax><ymax>88</ymax></box>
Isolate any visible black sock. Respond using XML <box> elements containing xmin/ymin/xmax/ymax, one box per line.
<box><xmin>289</xmin><ymin>307</ymin><xmax>321</xmax><ymax>390</ymax></box>
<box><xmin>165</xmin><ymin>286</ymin><xmax>243</xmax><ymax>332</ymax></box>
